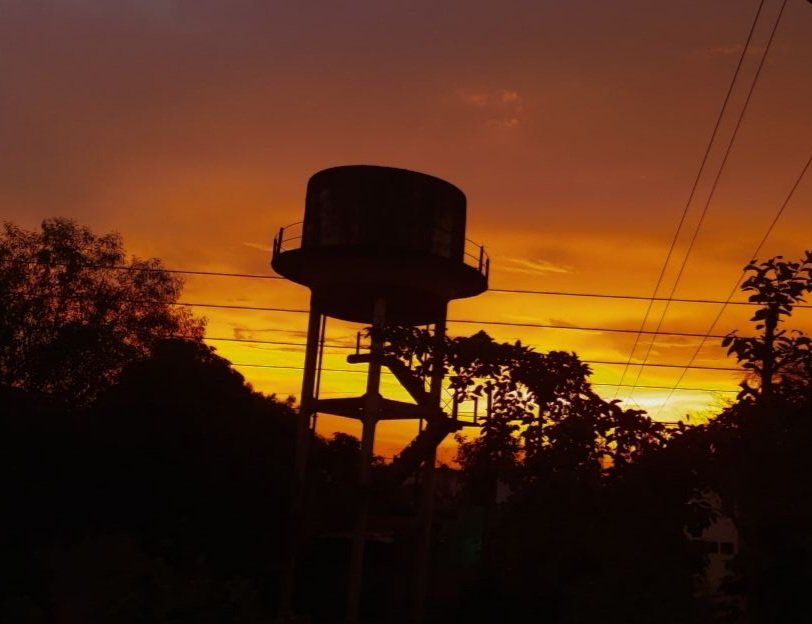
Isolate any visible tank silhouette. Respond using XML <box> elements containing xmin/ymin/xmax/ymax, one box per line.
<box><xmin>271</xmin><ymin>165</ymin><xmax>488</xmax><ymax>325</ymax></box>
<box><xmin>273</xmin><ymin>165</ymin><xmax>489</xmax><ymax>624</ymax></box>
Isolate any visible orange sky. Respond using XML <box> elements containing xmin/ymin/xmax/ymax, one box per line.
<box><xmin>2</xmin><ymin>0</ymin><xmax>811</xmax><ymax>460</ymax></box>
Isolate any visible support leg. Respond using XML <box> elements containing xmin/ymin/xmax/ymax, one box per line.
<box><xmin>346</xmin><ymin>298</ymin><xmax>386</xmax><ymax>624</ymax></box>
<box><xmin>413</xmin><ymin>311</ymin><xmax>447</xmax><ymax>623</ymax></box>
<box><xmin>279</xmin><ymin>300</ymin><xmax>323</xmax><ymax>618</ymax></box>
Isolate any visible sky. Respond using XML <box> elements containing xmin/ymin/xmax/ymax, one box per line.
<box><xmin>2</xmin><ymin>0</ymin><xmax>811</xmax><ymax>460</ymax></box>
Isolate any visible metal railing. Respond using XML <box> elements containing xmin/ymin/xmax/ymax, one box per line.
<box><xmin>272</xmin><ymin>221</ymin><xmax>303</xmax><ymax>258</ymax></box>
<box><xmin>464</xmin><ymin>238</ymin><xmax>490</xmax><ymax>279</ymax></box>
<box><xmin>272</xmin><ymin>222</ymin><xmax>489</xmax><ymax>280</ymax></box>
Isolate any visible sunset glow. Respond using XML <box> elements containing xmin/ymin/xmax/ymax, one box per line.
<box><xmin>4</xmin><ymin>0</ymin><xmax>811</xmax><ymax>460</ymax></box>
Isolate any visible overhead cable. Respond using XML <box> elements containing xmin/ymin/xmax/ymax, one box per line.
<box><xmin>656</xmin><ymin>150</ymin><xmax>812</xmax><ymax>416</ymax></box>
<box><xmin>627</xmin><ymin>0</ymin><xmax>789</xmax><ymax>401</ymax></box>
<box><xmin>614</xmin><ymin>0</ymin><xmax>768</xmax><ymax>397</ymax></box>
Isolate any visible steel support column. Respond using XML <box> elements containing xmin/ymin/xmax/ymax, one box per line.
<box><xmin>279</xmin><ymin>298</ymin><xmax>323</xmax><ymax>618</ymax></box>
<box><xmin>346</xmin><ymin>297</ymin><xmax>386</xmax><ymax>623</ymax></box>
<box><xmin>413</xmin><ymin>310</ymin><xmax>447</xmax><ymax>623</ymax></box>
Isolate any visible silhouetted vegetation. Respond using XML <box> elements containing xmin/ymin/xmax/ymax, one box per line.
<box><xmin>2</xmin><ymin>222</ymin><xmax>811</xmax><ymax>623</ymax></box>
<box><xmin>0</xmin><ymin>219</ymin><xmax>204</xmax><ymax>405</ymax></box>
<box><xmin>381</xmin><ymin>326</ymin><xmax>711</xmax><ymax>622</ymax></box>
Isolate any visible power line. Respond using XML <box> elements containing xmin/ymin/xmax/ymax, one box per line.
<box><xmin>584</xmin><ymin>359</ymin><xmax>738</xmax><ymax>372</ymax></box>
<box><xmin>446</xmin><ymin>318</ymin><xmax>729</xmax><ymax>338</ymax></box>
<box><xmin>24</xmin><ymin>261</ymin><xmax>285</xmax><ymax>281</ymax></box>
<box><xmin>228</xmin><ymin>362</ymin><xmax>737</xmax><ymax>394</ymax></box>
<box><xmin>205</xmin><ymin>337</ymin><xmax>358</xmax><ymax>350</ymax></box>
<box><xmin>24</xmin><ymin>291</ymin><xmax>748</xmax><ymax>340</ymax></box>
<box><xmin>22</xmin><ymin>261</ymin><xmax>812</xmax><ymax>308</ymax></box>
<box><xmin>164</xmin><ymin>299</ymin><xmax>734</xmax><ymax>339</ymax></box>
<box><xmin>592</xmin><ymin>382</ymin><xmax>736</xmax><ymax>395</ymax></box>
<box><xmin>202</xmin><ymin>335</ymin><xmax>741</xmax><ymax>371</ymax></box>
<box><xmin>487</xmin><ymin>288</ymin><xmax>811</xmax><ymax>308</ymax></box>
<box><xmin>615</xmin><ymin>0</ymin><xmax>768</xmax><ymax>398</ymax></box>
<box><xmin>656</xmin><ymin>150</ymin><xmax>812</xmax><ymax>416</ymax></box>
<box><xmin>627</xmin><ymin>0</ymin><xmax>788</xmax><ymax>401</ymax></box>
<box><xmin>175</xmin><ymin>301</ymin><xmax>309</xmax><ymax>313</ymax></box>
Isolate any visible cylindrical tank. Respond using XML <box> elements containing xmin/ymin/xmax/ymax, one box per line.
<box><xmin>271</xmin><ymin>165</ymin><xmax>488</xmax><ymax>325</ymax></box>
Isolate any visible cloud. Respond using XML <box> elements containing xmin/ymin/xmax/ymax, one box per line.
<box><xmin>459</xmin><ymin>92</ymin><xmax>490</xmax><ymax>107</ymax></box>
<box><xmin>486</xmin><ymin>117</ymin><xmax>520</xmax><ymax>129</ymax></box>
<box><xmin>242</xmin><ymin>241</ymin><xmax>273</xmax><ymax>252</ymax></box>
<box><xmin>502</xmin><ymin>256</ymin><xmax>574</xmax><ymax>275</ymax></box>
<box><xmin>252</xmin><ymin>327</ymin><xmax>311</xmax><ymax>339</ymax></box>
<box><xmin>457</xmin><ymin>88</ymin><xmax>525</xmax><ymax>129</ymax></box>
<box><xmin>499</xmin><ymin>89</ymin><xmax>521</xmax><ymax>104</ymax></box>
<box><xmin>233</xmin><ymin>326</ymin><xmax>251</xmax><ymax>340</ymax></box>
<box><xmin>706</xmin><ymin>44</ymin><xmax>742</xmax><ymax>56</ymax></box>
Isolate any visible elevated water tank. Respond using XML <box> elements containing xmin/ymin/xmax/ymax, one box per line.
<box><xmin>271</xmin><ymin>165</ymin><xmax>488</xmax><ymax>325</ymax></box>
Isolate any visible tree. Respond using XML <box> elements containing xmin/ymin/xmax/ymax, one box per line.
<box><xmin>706</xmin><ymin>251</ymin><xmax>812</xmax><ymax>623</ymax></box>
<box><xmin>0</xmin><ymin>338</ymin><xmax>299</xmax><ymax>621</ymax></box>
<box><xmin>0</xmin><ymin>218</ymin><xmax>204</xmax><ymax>405</ymax></box>
<box><xmin>378</xmin><ymin>326</ymin><xmax>707</xmax><ymax>621</ymax></box>
<box><xmin>440</xmin><ymin>333</ymin><xmax>709</xmax><ymax>623</ymax></box>
<box><xmin>722</xmin><ymin>252</ymin><xmax>812</xmax><ymax>403</ymax></box>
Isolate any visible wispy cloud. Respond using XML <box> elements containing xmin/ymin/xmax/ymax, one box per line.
<box><xmin>242</xmin><ymin>241</ymin><xmax>273</xmax><ymax>252</ymax></box>
<box><xmin>458</xmin><ymin>88</ymin><xmax>525</xmax><ymax>129</ymax></box>
<box><xmin>486</xmin><ymin>117</ymin><xmax>520</xmax><ymax>129</ymax></box>
<box><xmin>706</xmin><ymin>44</ymin><xmax>742</xmax><ymax>56</ymax></box>
<box><xmin>502</xmin><ymin>256</ymin><xmax>573</xmax><ymax>275</ymax></box>
<box><xmin>460</xmin><ymin>92</ymin><xmax>490</xmax><ymax>107</ymax></box>
<box><xmin>233</xmin><ymin>326</ymin><xmax>252</xmax><ymax>340</ymax></box>
<box><xmin>498</xmin><ymin>90</ymin><xmax>523</xmax><ymax>108</ymax></box>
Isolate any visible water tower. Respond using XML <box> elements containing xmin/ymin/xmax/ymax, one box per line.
<box><xmin>272</xmin><ymin>165</ymin><xmax>489</xmax><ymax>622</ymax></box>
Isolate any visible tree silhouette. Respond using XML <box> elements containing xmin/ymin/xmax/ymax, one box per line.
<box><xmin>443</xmin><ymin>335</ymin><xmax>710</xmax><ymax>622</ymax></box>
<box><xmin>0</xmin><ymin>218</ymin><xmax>204</xmax><ymax>405</ymax></box>
<box><xmin>377</xmin><ymin>325</ymin><xmax>711</xmax><ymax>622</ymax></box>
<box><xmin>722</xmin><ymin>252</ymin><xmax>812</xmax><ymax>403</ymax></box>
<box><xmin>703</xmin><ymin>251</ymin><xmax>812</xmax><ymax>623</ymax></box>
<box><xmin>1</xmin><ymin>338</ymin><xmax>299</xmax><ymax>621</ymax></box>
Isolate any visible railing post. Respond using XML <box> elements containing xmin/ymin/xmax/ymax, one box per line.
<box><xmin>276</xmin><ymin>227</ymin><xmax>284</xmax><ymax>255</ymax></box>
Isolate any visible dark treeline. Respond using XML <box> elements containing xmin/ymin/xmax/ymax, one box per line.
<box><xmin>2</xmin><ymin>220</ymin><xmax>811</xmax><ymax>623</ymax></box>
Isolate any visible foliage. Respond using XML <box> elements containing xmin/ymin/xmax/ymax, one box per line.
<box><xmin>381</xmin><ymin>327</ymin><xmax>667</xmax><ymax>490</ymax></box>
<box><xmin>703</xmin><ymin>251</ymin><xmax>812</xmax><ymax>622</ymax></box>
<box><xmin>0</xmin><ymin>218</ymin><xmax>204</xmax><ymax>404</ymax></box>
<box><xmin>381</xmin><ymin>325</ymin><xmax>707</xmax><ymax>621</ymax></box>
<box><xmin>722</xmin><ymin>252</ymin><xmax>812</xmax><ymax>402</ymax></box>
<box><xmin>0</xmin><ymin>338</ymin><xmax>298</xmax><ymax>621</ymax></box>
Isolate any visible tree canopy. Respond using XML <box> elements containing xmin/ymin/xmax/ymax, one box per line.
<box><xmin>0</xmin><ymin>218</ymin><xmax>204</xmax><ymax>404</ymax></box>
<box><xmin>722</xmin><ymin>252</ymin><xmax>812</xmax><ymax>403</ymax></box>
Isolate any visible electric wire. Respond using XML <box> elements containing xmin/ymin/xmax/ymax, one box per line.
<box><xmin>24</xmin><ymin>261</ymin><xmax>286</xmax><ymax>280</ymax></box>
<box><xmin>21</xmin><ymin>261</ymin><xmax>812</xmax><ymax>308</ymax></box>
<box><xmin>201</xmin><ymin>335</ymin><xmax>741</xmax><ymax>371</ymax></box>
<box><xmin>227</xmin><ymin>362</ymin><xmax>737</xmax><ymax>394</ymax></box>
<box><xmin>486</xmin><ymin>288</ymin><xmax>812</xmax><ymax>308</ymax></box>
<box><xmin>626</xmin><ymin>0</ymin><xmax>789</xmax><ymax>401</ymax></box>
<box><xmin>178</xmin><ymin>299</ymin><xmax>732</xmax><ymax>338</ymax></box>
<box><xmin>38</xmin><ymin>293</ymin><xmax>738</xmax><ymax>339</ymax></box>
<box><xmin>655</xmin><ymin>150</ymin><xmax>812</xmax><ymax>416</ymax></box>
<box><xmin>613</xmin><ymin>0</ymin><xmax>768</xmax><ymax>398</ymax></box>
